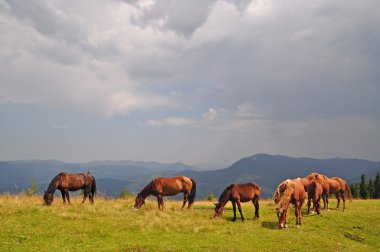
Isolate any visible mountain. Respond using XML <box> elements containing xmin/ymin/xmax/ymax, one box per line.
<box><xmin>1</xmin><ymin>154</ymin><xmax>379</xmax><ymax>198</ymax></box>
<box><xmin>0</xmin><ymin>159</ymin><xmax>200</xmax><ymax>195</ymax></box>
<box><xmin>178</xmin><ymin>154</ymin><xmax>380</xmax><ymax>198</ymax></box>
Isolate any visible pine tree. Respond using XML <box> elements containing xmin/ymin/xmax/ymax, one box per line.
<box><xmin>359</xmin><ymin>174</ymin><xmax>368</xmax><ymax>199</ymax></box>
<box><xmin>368</xmin><ymin>179</ymin><xmax>374</xmax><ymax>199</ymax></box>
<box><xmin>350</xmin><ymin>184</ymin><xmax>357</xmax><ymax>198</ymax></box>
<box><xmin>374</xmin><ymin>172</ymin><xmax>380</xmax><ymax>199</ymax></box>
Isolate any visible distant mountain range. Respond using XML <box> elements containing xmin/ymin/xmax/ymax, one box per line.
<box><xmin>1</xmin><ymin>154</ymin><xmax>379</xmax><ymax>199</ymax></box>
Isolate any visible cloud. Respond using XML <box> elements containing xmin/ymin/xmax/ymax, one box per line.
<box><xmin>146</xmin><ymin>117</ymin><xmax>196</xmax><ymax>127</ymax></box>
<box><xmin>1</xmin><ymin>0</ymin><xmax>380</xmax><ymax>162</ymax></box>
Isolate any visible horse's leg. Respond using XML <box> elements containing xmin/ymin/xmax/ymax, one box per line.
<box><xmin>156</xmin><ymin>196</ymin><xmax>161</xmax><ymax>209</ymax></box>
<box><xmin>322</xmin><ymin>193</ymin><xmax>327</xmax><ymax>209</ymax></box>
<box><xmin>232</xmin><ymin>201</ymin><xmax>237</xmax><ymax>221</ymax></box>
<box><xmin>236</xmin><ymin>200</ymin><xmax>244</xmax><ymax>222</ymax></box>
<box><xmin>335</xmin><ymin>192</ymin><xmax>340</xmax><ymax>210</ymax></box>
<box><xmin>82</xmin><ymin>189</ymin><xmax>88</xmax><ymax>204</ymax></box>
<box><xmin>315</xmin><ymin>198</ymin><xmax>321</xmax><ymax>215</ymax></box>
<box><xmin>307</xmin><ymin>198</ymin><xmax>311</xmax><ymax>214</ymax></box>
<box><xmin>284</xmin><ymin>210</ymin><xmax>288</xmax><ymax>228</ymax></box>
<box><xmin>89</xmin><ymin>192</ymin><xmax>94</xmax><ymax>204</ymax></box>
<box><xmin>341</xmin><ymin>192</ymin><xmax>346</xmax><ymax>211</ymax></box>
<box><xmin>181</xmin><ymin>193</ymin><xmax>189</xmax><ymax>210</ymax></box>
<box><xmin>65</xmin><ymin>190</ymin><xmax>71</xmax><ymax>204</ymax></box>
<box><xmin>60</xmin><ymin>189</ymin><xmax>66</xmax><ymax>204</ymax></box>
<box><xmin>158</xmin><ymin>195</ymin><xmax>164</xmax><ymax>210</ymax></box>
<box><xmin>295</xmin><ymin>203</ymin><xmax>300</xmax><ymax>228</ymax></box>
<box><xmin>253</xmin><ymin>197</ymin><xmax>259</xmax><ymax>219</ymax></box>
<box><xmin>325</xmin><ymin>194</ymin><xmax>329</xmax><ymax>211</ymax></box>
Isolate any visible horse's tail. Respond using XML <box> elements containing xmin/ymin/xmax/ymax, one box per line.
<box><xmin>188</xmin><ymin>178</ymin><xmax>197</xmax><ymax>207</ymax></box>
<box><xmin>91</xmin><ymin>176</ymin><xmax>97</xmax><ymax>196</ymax></box>
<box><xmin>308</xmin><ymin>180</ymin><xmax>316</xmax><ymax>200</ymax></box>
<box><xmin>344</xmin><ymin>180</ymin><xmax>352</xmax><ymax>201</ymax></box>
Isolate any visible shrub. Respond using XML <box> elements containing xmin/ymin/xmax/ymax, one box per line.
<box><xmin>119</xmin><ymin>188</ymin><xmax>133</xmax><ymax>199</ymax></box>
<box><xmin>206</xmin><ymin>192</ymin><xmax>216</xmax><ymax>202</ymax></box>
<box><xmin>25</xmin><ymin>179</ymin><xmax>38</xmax><ymax>196</ymax></box>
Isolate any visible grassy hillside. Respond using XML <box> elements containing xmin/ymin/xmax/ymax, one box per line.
<box><xmin>0</xmin><ymin>195</ymin><xmax>379</xmax><ymax>251</ymax></box>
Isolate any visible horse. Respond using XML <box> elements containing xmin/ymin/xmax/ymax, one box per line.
<box><xmin>325</xmin><ymin>176</ymin><xmax>352</xmax><ymax>211</ymax></box>
<box><xmin>275</xmin><ymin>179</ymin><xmax>306</xmax><ymax>229</ymax></box>
<box><xmin>134</xmin><ymin>176</ymin><xmax>196</xmax><ymax>210</ymax></box>
<box><xmin>43</xmin><ymin>172</ymin><xmax>96</xmax><ymax>206</ymax></box>
<box><xmin>214</xmin><ymin>183</ymin><xmax>261</xmax><ymax>222</ymax></box>
<box><xmin>274</xmin><ymin>178</ymin><xmax>307</xmax><ymax>203</ymax></box>
<box><xmin>307</xmin><ymin>173</ymin><xmax>352</xmax><ymax>211</ymax></box>
<box><xmin>307</xmin><ymin>180</ymin><xmax>323</xmax><ymax>214</ymax></box>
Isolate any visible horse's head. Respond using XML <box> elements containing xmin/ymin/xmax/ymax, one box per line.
<box><xmin>43</xmin><ymin>190</ymin><xmax>53</xmax><ymax>206</ymax></box>
<box><xmin>134</xmin><ymin>193</ymin><xmax>145</xmax><ymax>209</ymax></box>
<box><xmin>276</xmin><ymin>207</ymin><xmax>287</xmax><ymax>229</ymax></box>
<box><xmin>213</xmin><ymin>202</ymin><xmax>224</xmax><ymax>218</ymax></box>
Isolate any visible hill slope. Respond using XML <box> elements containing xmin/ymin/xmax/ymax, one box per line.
<box><xmin>1</xmin><ymin>154</ymin><xmax>379</xmax><ymax>197</ymax></box>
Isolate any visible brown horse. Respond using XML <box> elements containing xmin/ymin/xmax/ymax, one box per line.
<box><xmin>134</xmin><ymin>176</ymin><xmax>196</xmax><ymax>210</ymax></box>
<box><xmin>275</xmin><ymin>179</ymin><xmax>306</xmax><ymax>229</ymax></box>
<box><xmin>43</xmin><ymin>172</ymin><xmax>96</xmax><ymax>205</ymax></box>
<box><xmin>307</xmin><ymin>173</ymin><xmax>352</xmax><ymax>211</ymax></box>
<box><xmin>214</xmin><ymin>183</ymin><xmax>261</xmax><ymax>222</ymax></box>
<box><xmin>325</xmin><ymin>176</ymin><xmax>352</xmax><ymax>211</ymax></box>
<box><xmin>307</xmin><ymin>180</ymin><xmax>323</xmax><ymax>214</ymax></box>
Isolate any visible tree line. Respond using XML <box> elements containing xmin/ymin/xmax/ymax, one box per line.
<box><xmin>350</xmin><ymin>172</ymin><xmax>380</xmax><ymax>199</ymax></box>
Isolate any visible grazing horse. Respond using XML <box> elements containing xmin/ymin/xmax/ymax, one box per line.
<box><xmin>307</xmin><ymin>173</ymin><xmax>352</xmax><ymax>211</ymax></box>
<box><xmin>275</xmin><ymin>179</ymin><xmax>306</xmax><ymax>229</ymax></box>
<box><xmin>134</xmin><ymin>176</ymin><xmax>196</xmax><ymax>210</ymax></box>
<box><xmin>307</xmin><ymin>180</ymin><xmax>323</xmax><ymax>214</ymax></box>
<box><xmin>214</xmin><ymin>183</ymin><xmax>261</xmax><ymax>222</ymax></box>
<box><xmin>43</xmin><ymin>172</ymin><xmax>96</xmax><ymax>206</ymax></box>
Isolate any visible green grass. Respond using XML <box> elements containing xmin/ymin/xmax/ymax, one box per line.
<box><xmin>0</xmin><ymin>195</ymin><xmax>379</xmax><ymax>251</ymax></box>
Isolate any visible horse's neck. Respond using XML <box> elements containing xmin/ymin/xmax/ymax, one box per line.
<box><xmin>218</xmin><ymin>189</ymin><xmax>231</xmax><ymax>207</ymax></box>
<box><xmin>278</xmin><ymin>186</ymin><xmax>294</xmax><ymax>209</ymax></box>
<box><xmin>140</xmin><ymin>184</ymin><xmax>152</xmax><ymax>199</ymax></box>
<box><xmin>48</xmin><ymin>177</ymin><xmax>60</xmax><ymax>193</ymax></box>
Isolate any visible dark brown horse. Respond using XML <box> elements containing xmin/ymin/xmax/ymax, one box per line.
<box><xmin>214</xmin><ymin>183</ymin><xmax>261</xmax><ymax>222</ymax></box>
<box><xmin>307</xmin><ymin>180</ymin><xmax>323</xmax><ymax>214</ymax></box>
<box><xmin>134</xmin><ymin>176</ymin><xmax>196</xmax><ymax>210</ymax></box>
<box><xmin>275</xmin><ymin>179</ymin><xmax>306</xmax><ymax>229</ymax></box>
<box><xmin>43</xmin><ymin>172</ymin><xmax>96</xmax><ymax>205</ymax></box>
<box><xmin>307</xmin><ymin>173</ymin><xmax>352</xmax><ymax>211</ymax></box>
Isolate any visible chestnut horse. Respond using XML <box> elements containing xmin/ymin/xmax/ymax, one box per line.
<box><xmin>134</xmin><ymin>176</ymin><xmax>196</xmax><ymax>210</ymax></box>
<box><xmin>214</xmin><ymin>183</ymin><xmax>261</xmax><ymax>222</ymax></box>
<box><xmin>275</xmin><ymin>179</ymin><xmax>306</xmax><ymax>229</ymax></box>
<box><xmin>307</xmin><ymin>173</ymin><xmax>352</xmax><ymax>211</ymax></box>
<box><xmin>43</xmin><ymin>172</ymin><xmax>96</xmax><ymax>205</ymax></box>
<box><xmin>307</xmin><ymin>180</ymin><xmax>323</xmax><ymax>214</ymax></box>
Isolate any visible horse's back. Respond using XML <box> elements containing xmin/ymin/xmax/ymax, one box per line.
<box><xmin>231</xmin><ymin>183</ymin><xmax>260</xmax><ymax>201</ymax></box>
<box><xmin>152</xmin><ymin>176</ymin><xmax>192</xmax><ymax>195</ymax></box>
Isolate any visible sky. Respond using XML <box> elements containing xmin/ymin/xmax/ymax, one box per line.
<box><xmin>1</xmin><ymin>0</ymin><xmax>380</xmax><ymax>166</ymax></box>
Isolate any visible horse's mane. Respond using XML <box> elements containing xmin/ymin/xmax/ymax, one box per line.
<box><xmin>273</xmin><ymin>179</ymin><xmax>292</xmax><ymax>200</ymax></box>
<box><xmin>47</xmin><ymin>172</ymin><xmax>64</xmax><ymax>193</ymax></box>
<box><xmin>218</xmin><ymin>184</ymin><xmax>234</xmax><ymax>204</ymax></box>
<box><xmin>139</xmin><ymin>180</ymin><xmax>154</xmax><ymax>198</ymax></box>
<box><xmin>276</xmin><ymin>180</ymin><xmax>294</xmax><ymax>209</ymax></box>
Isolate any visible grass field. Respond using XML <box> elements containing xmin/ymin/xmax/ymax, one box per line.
<box><xmin>0</xmin><ymin>195</ymin><xmax>379</xmax><ymax>251</ymax></box>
